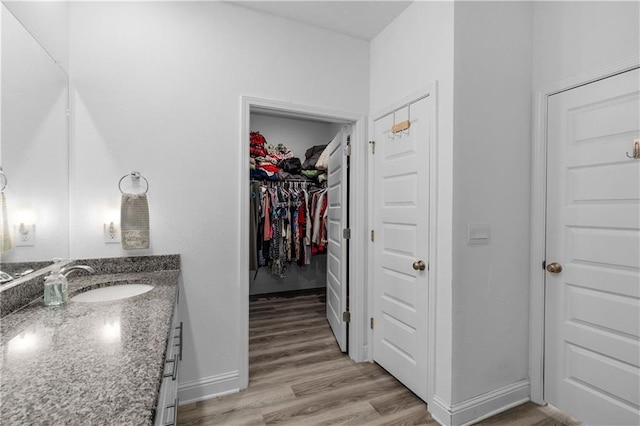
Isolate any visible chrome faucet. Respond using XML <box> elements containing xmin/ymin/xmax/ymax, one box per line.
<box><xmin>59</xmin><ymin>265</ymin><xmax>96</xmax><ymax>278</ymax></box>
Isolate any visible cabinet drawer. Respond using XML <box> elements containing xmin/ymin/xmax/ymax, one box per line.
<box><xmin>156</xmin><ymin>377</ymin><xmax>178</xmax><ymax>426</ymax></box>
<box><xmin>155</xmin><ymin>289</ymin><xmax>182</xmax><ymax>426</ymax></box>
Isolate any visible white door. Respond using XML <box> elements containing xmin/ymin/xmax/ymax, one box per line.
<box><xmin>545</xmin><ymin>68</ymin><xmax>640</xmax><ymax>426</ymax></box>
<box><xmin>372</xmin><ymin>97</ymin><xmax>431</xmax><ymax>401</ymax></box>
<box><xmin>327</xmin><ymin>126</ymin><xmax>349</xmax><ymax>352</ymax></box>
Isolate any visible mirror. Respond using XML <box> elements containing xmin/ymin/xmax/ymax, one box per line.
<box><xmin>0</xmin><ymin>4</ymin><xmax>69</xmax><ymax>281</ymax></box>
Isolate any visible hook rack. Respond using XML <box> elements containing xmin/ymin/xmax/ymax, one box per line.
<box><xmin>387</xmin><ymin>102</ymin><xmax>413</xmax><ymax>140</ymax></box>
<box><xmin>118</xmin><ymin>171</ymin><xmax>149</xmax><ymax>194</ymax></box>
<box><xmin>0</xmin><ymin>169</ymin><xmax>7</xmax><ymax>193</ymax></box>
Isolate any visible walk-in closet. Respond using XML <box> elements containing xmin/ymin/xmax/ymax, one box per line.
<box><xmin>248</xmin><ymin>112</ymin><xmax>343</xmax><ymax>294</ymax></box>
<box><xmin>247</xmin><ymin>109</ymin><xmax>351</xmax><ymax>372</ymax></box>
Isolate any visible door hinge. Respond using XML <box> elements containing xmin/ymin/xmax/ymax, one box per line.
<box><xmin>343</xmin><ymin>228</ymin><xmax>351</xmax><ymax>239</ymax></box>
<box><xmin>370</xmin><ymin>317</ymin><xmax>374</xmax><ymax>329</ymax></box>
<box><xmin>66</xmin><ymin>108</ymin><xmax>71</xmax><ymax>117</ymax></box>
<box><xmin>369</xmin><ymin>140</ymin><xmax>376</xmax><ymax>154</ymax></box>
<box><xmin>542</xmin><ymin>260</ymin><xmax>546</xmax><ymax>270</ymax></box>
<box><xmin>343</xmin><ymin>311</ymin><xmax>351</xmax><ymax>323</ymax></box>
<box><xmin>371</xmin><ymin>230</ymin><xmax>375</xmax><ymax>242</ymax></box>
<box><xmin>345</xmin><ymin>143</ymin><xmax>351</xmax><ymax>157</ymax></box>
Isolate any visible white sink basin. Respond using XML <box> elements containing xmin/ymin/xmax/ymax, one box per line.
<box><xmin>71</xmin><ymin>284</ymin><xmax>154</xmax><ymax>302</ymax></box>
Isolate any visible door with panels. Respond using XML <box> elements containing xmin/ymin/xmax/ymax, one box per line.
<box><xmin>327</xmin><ymin>126</ymin><xmax>350</xmax><ymax>352</ymax></box>
<box><xmin>372</xmin><ymin>96</ymin><xmax>431</xmax><ymax>401</ymax></box>
<box><xmin>544</xmin><ymin>68</ymin><xmax>640</xmax><ymax>426</ymax></box>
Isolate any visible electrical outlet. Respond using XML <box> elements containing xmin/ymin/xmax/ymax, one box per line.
<box><xmin>104</xmin><ymin>222</ymin><xmax>121</xmax><ymax>244</ymax></box>
<box><xmin>14</xmin><ymin>224</ymin><xmax>36</xmax><ymax>247</ymax></box>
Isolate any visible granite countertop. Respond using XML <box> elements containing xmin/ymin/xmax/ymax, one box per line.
<box><xmin>0</xmin><ymin>268</ymin><xmax>180</xmax><ymax>425</ymax></box>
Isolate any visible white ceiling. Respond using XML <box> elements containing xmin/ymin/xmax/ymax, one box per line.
<box><xmin>226</xmin><ymin>1</ymin><xmax>413</xmax><ymax>41</ymax></box>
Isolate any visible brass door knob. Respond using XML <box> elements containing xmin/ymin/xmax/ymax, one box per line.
<box><xmin>546</xmin><ymin>262</ymin><xmax>563</xmax><ymax>273</ymax></box>
<box><xmin>412</xmin><ymin>260</ymin><xmax>426</xmax><ymax>271</ymax></box>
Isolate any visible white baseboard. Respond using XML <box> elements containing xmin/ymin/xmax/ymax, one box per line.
<box><xmin>178</xmin><ymin>370</ymin><xmax>241</xmax><ymax>405</ymax></box>
<box><xmin>429</xmin><ymin>379</ymin><xmax>530</xmax><ymax>426</ymax></box>
<box><xmin>430</xmin><ymin>396</ymin><xmax>454</xmax><ymax>426</ymax></box>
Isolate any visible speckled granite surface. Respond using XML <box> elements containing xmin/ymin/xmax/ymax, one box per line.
<box><xmin>0</xmin><ymin>255</ymin><xmax>179</xmax><ymax>318</ymax></box>
<box><xmin>0</xmin><ymin>266</ymin><xmax>180</xmax><ymax>425</ymax></box>
<box><xmin>74</xmin><ymin>254</ymin><xmax>180</xmax><ymax>275</ymax></box>
<box><xmin>0</xmin><ymin>261</ymin><xmax>73</xmax><ymax>318</ymax></box>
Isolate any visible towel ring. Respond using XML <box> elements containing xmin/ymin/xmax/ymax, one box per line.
<box><xmin>0</xmin><ymin>169</ymin><xmax>7</xmax><ymax>193</ymax></box>
<box><xmin>118</xmin><ymin>171</ymin><xmax>149</xmax><ymax>195</ymax></box>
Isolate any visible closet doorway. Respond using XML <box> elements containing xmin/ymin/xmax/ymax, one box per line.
<box><xmin>239</xmin><ymin>97</ymin><xmax>367</xmax><ymax>390</ymax></box>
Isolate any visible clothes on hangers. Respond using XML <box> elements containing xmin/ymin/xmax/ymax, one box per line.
<box><xmin>251</xmin><ymin>180</ymin><xmax>327</xmax><ymax>279</ymax></box>
<box><xmin>249</xmin><ymin>182</ymin><xmax>261</xmax><ymax>271</ymax></box>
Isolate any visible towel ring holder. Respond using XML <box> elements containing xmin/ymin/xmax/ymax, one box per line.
<box><xmin>0</xmin><ymin>169</ymin><xmax>7</xmax><ymax>193</ymax></box>
<box><xmin>118</xmin><ymin>171</ymin><xmax>149</xmax><ymax>195</ymax></box>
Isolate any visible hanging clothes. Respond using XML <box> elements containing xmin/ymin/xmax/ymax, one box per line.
<box><xmin>249</xmin><ymin>182</ymin><xmax>261</xmax><ymax>271</ymax></box>
<box><xmin>251</xmin><ymin>180</ymin><xmax>327</xmax><ymax>278</ymax></box>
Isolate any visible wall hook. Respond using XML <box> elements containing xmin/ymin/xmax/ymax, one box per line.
<box><xmin>626</xmin><ymin>138</ymin><xmax>640</xmax><ymax>159</ymax></box>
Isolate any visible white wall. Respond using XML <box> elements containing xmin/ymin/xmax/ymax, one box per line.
<box><xmin>370</xmin><ymin>0</ymin><xmax>456</xmax><ymax>410</ymax></box>
<box><xmin>452</xmin><ymin>0</ymin><xmax>532</xmax><ymax>406</ymax></box>
<box><xmin>533</xmin><ymin>1</ymin><xmax>640</xmax><ymax>90</ymax></box>
<box><xmin>2</xmin><ymin>1</ymin><xmax>69</xmax><ymax>72</ymax></box>
<box><xmin>1</xmin><ymin>4</ymin><xmax>69</xmax><ymax>262</ymax></box>
<box><xmin>68</xmin><ymin>1</ymin><xmax>368</xmax><ymax>401</ymax></box>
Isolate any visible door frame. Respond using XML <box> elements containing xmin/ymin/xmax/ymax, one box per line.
<box><xmin>528</xmin><ymin>55</ymin><xmax>640</xmax><ymax>404</ymax></box>
<box><xmin>367</xmin><ymin>84</ymin><xmax>439</xmax><ymax>404</ymax></box>
<box><xmin>239</xmin><ymin>96</ymin><xmax>367</xmax><ymax>389</ymax></box>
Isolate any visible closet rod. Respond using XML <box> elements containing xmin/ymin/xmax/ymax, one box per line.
<box><xmin>250</xmin><ymin>179</ymin><xmax>317</xmax><ymax>185</ymax></box>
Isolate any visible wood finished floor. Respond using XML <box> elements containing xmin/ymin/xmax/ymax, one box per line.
<box><xmin>178</xmin><ymin>292</ymin><xmax>582</xmax><ymax>426</ymax></box>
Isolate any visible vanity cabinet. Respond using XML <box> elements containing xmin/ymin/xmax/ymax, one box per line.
<box><xmin>155</xmin><ymin>290</ymin><xmax>183</xmax><ymax>426</ymax></box>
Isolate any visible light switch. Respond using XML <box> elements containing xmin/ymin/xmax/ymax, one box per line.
<box><xmin>468</xmin><ymin>224</ymin><xmax>490</xmax><ymax>245</ymax></box>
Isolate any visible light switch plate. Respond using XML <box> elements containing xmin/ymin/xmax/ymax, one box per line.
<box><xmin>104</xmin><ymin>222</ymin><xmax>121</xmax><ymax>244</ymax></box>
<box><xmin>468</xmin><ymin>223</ymin><xmax>490</xmax><ymax>245</ymax></box>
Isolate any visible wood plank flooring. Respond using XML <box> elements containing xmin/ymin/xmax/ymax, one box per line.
<box><xmin>178</xmin><ymin>292</ymin><xmax>582</xmax><ymax>426</ymax></box>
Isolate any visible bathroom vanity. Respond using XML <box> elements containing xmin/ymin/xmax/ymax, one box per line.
<box><xmin>0</xmin><ymin>255</ymin><xmax>181</xmax><ymax>425</ymax></box>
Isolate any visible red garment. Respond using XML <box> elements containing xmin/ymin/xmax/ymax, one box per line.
<box><xmin>257</xmin><ymin>163</ymin><xmax>280</xmax><ymax>174</ymax></box>
<box><xmin>310</xmin><ymin>192</ymin><xmax>328</xmax><ymax>254</ymax></box>
<box><xmin>298</xmin><ymin>198</ymin><xmax>305</xmax><ymax>238</ymax></box>
<box><xmin>250</xmin><ymin>131</ymin><xmax>267</xmax><ymax>145</ymax></box>
<box><xmin>250</xmin><ymin>131</ymin><xmax>267</xmax><ymax>158</ymax></box>
<box><xmin>250</xmin><ymin>145</ymin><xmax>267</xmax><ymax>157</ymax></box>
